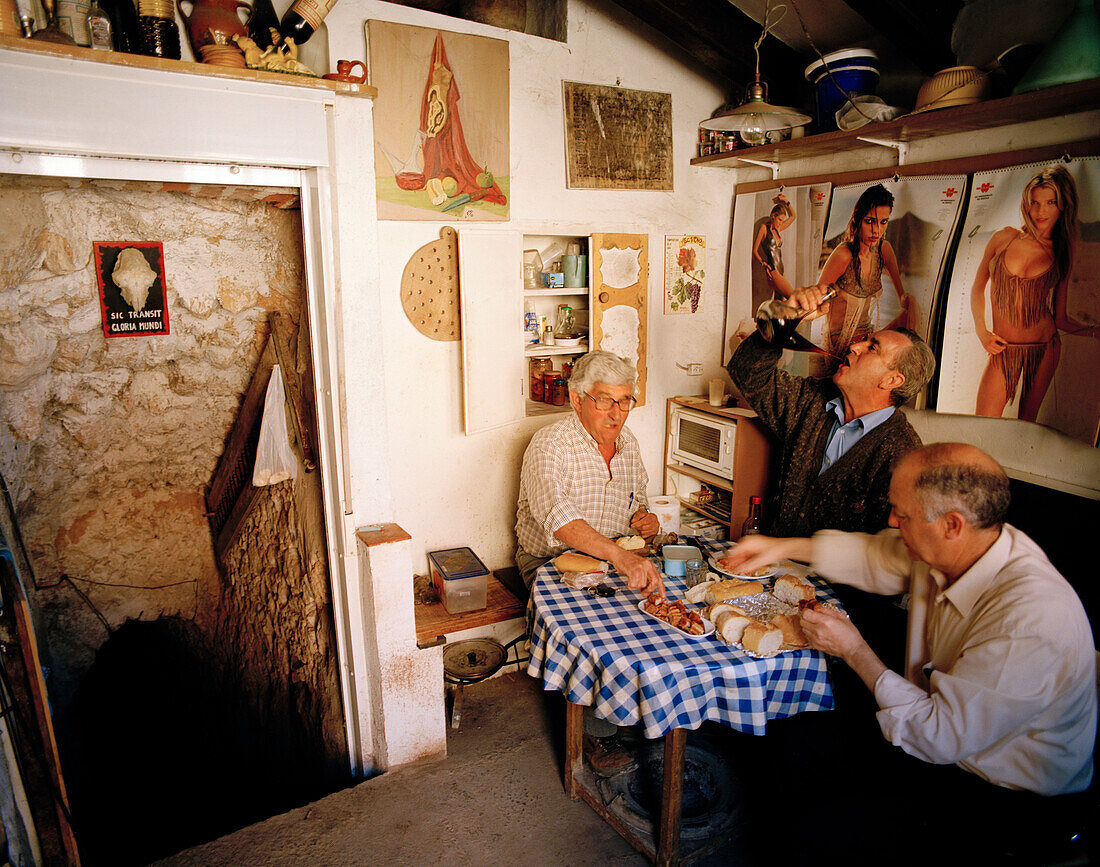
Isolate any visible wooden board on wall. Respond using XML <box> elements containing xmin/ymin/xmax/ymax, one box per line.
<box><xmin>590</xmin><ymin>233</ymin><xmax>648</xmax><ymax>405</ymax></box>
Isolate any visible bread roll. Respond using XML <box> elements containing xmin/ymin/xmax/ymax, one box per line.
<box><xmin>772</xmin><ymin>574</ymin><xmax>815</xmax><ymax>605</ymax></box>
<box><xmin>704</xmin><ymin>578</ymin><xmax>765</xmax><ymax>605</ymax></box>
<box><xmin>714</xmin><ymin>608</ymin><xmax>753</xmax><ymax>644</ymax></box>
<box><xmin>685</xmin><ymin>580</ymin><xmax>715</xmax><ymax>604</ymax></box>
<box><xmin>616</xmin><ymin>535</ymin><xmax>646</xmax><ymax>551</ymax></box>
<box><xmin>741</xmin><ymin>621</ymin><xmax>783</xmax><ymax>655</ymax></box>
<box><xmin>771</xmin><ymin>613</ymin><xmax>808</xmax><ymax>648</ymax></box>
<box><xmin>553</xmin><ymin>552</ymin><xmax>606</xmax><ymax>573</ymax></box>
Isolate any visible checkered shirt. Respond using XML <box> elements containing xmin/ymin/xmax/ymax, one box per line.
<box><xmin>527</xmin><ymin>540</ymin><xmax>839</xmax><ymax>738</ymax></box>
<box><xmin>515</xmin><ymin>413</ymin><xmax>650</xmax><ymax>558</ymax></box>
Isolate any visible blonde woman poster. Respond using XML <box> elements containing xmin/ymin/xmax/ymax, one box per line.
<box><xmin>936</xmin><ymin>158</ymin><xmax>1100</xmax><ymax>445</ymax></box>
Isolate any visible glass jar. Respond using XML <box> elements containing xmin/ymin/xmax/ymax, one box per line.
<box><xmin>554</xmin><ymin>305</ymin><xmax>575</xmax><ymax>338</ymax></box>
<box><xmin>530</xmin><ymin>357</ymin><xmax>551</xmax><ymax>402</ymax></box>
<box><xmin>685</xmin><ymin>559</ymin><xmax>708</xmax><ymax>588</ymax></box>
<box><xmin>550</xmin><ymin>376</ymin><xmax>567</xmax><ymax>406</ymax></box>
<box><xmin>542</xmin><ymin>371</ymin><xmax>558</xmax><ymax>402</ymax></box>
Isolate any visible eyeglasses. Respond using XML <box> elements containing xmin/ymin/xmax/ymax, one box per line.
<box><xmin>585</xmin><ymin>393</ymin><xmax>637</xmax><ymax>412</ymax></box>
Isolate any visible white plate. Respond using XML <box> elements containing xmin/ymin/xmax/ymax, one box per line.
<box><xmin>708</xmin><ymin>552</ymin><xmax>780</xmax><ymax>580</ymax></box>
<box><xmin>637</xmin><ymin>599</ymin><xmax>715</xmax><ymax>639</ymax></box>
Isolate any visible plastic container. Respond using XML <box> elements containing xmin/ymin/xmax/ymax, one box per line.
<box><xmin>428</xmin><ymin>547</ymin><xmax>489</xmax><ymax>614</ymax></box>
<box><xmin>662</xmin><ymin>544</ymin><xmax>703</xmax><ymax>578</ymax></box>
<box><xmin>804</xmin><ymin>48</ymin><xmax>879</xmax><ymax>132</ymax></box>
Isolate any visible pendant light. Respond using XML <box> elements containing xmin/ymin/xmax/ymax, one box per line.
<box><xmin>699</xmin><ymin>0</ymin><xmax>811</xmax><ymax>143</ymax></box>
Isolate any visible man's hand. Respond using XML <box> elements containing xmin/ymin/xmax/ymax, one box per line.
<box><xmin>718</xmin><ymin>535</ymin><xmax>813</xmax><ymax>574</ymax></box>
<box><xmin>787</xmin><ymin>287</ymin><xmax>831</xmax><ymax>319</ymax></box>
<box><xmin>612</xmin><ymin>549</ymin><xmax>665</xmax><ymax>597</ymax></box>
<box><xmin>800</xmin><ymin>606</ymin><xmax>863</xmax><ymax>659</ymax></box>
<box><xmin>630</xmin><ymin>508</ymin><xmax>661</xmax><ymax>543</ymax></box>
<box><xmin>801</xmin><ymin>605</ymin><xmax>888</xmax><ymax>692</ymax></box>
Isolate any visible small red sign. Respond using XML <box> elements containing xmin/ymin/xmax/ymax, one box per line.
<box><xmin>94</xmin><ymin>242</ymin><xmax>170</xmax><ymax>338</ymax></box>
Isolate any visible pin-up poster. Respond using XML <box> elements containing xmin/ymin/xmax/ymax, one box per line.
<box><xmin>798</xmin><ymin>176</ymin><xmax>966</xmax><ymax>390</ymax></box>
<box><xmin>367</xmin><ymin>21</ymin><xmax>509</xmax><ymax>221</ymax></box>
<box><xmin>724</xmin><ymin>182</ymin><xmax>831</xmax><ymax>370</ymax></box>
<box><xmin>936</xmin><ymin>158</ymin><xmax>1100</xmax><ymax>445</ymax></box>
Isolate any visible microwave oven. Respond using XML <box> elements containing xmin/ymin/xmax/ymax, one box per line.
<box><xmin>669</xmin><ymin>405</ymin><xmax>736</xmax><ymax>479</ymax></box>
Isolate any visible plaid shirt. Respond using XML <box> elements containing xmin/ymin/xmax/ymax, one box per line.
<box><xmin>516</xmin><ymin>413</ymin><xmax>650</xmax><ymax>558</ymax></box>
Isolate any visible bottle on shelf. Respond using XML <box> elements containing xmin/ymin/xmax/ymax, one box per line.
<box><xmin>246</xmin><ymin>0</ymin><xmax>279</xmax><ymax>47</ymax></box>
<box><xmin>524</xmin><ymin>299</ymin><xmax>540</xmax><ymax>345</ymax></box>
<box><xmin>86</xmin><ymin>0</ymin><xmax>112</xmax><ymax>49</ymax></box>
<box><xmin>278</xmin><ymin>0</ymin><xmax>337</xmax><ymax>45</ymax></box>
<box><xmin>740</xmin><ymin>495</ymin><xmax>762</xmax><ymax>537</ymax></box>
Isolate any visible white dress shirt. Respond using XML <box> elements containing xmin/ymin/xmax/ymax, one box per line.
<box><xmin>813</xmin><ymin>525</ymin><xmax>1097</xmax><ymax>795</ymax></box>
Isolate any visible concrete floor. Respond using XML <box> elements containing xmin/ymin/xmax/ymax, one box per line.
<box><xmin>156</xmin><ymin>672</ymin><xmax>746</xmax><ymax>866</ymax></box>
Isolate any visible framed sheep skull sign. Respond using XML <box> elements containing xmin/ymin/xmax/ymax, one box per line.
<box><xmin>94</xmin><ymin>242</ymin><xmax>170</xmax><ymax>338</ymax></box>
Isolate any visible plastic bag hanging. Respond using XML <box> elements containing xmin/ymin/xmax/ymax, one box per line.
<box><xmin>252</xmin><ymin>364</ymin><xmax>298</xmax><ymax>486</ymax></box>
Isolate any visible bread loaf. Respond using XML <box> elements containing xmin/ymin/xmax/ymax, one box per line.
<box><xmin>740</xmin><ymin>621</ymin><xmax>783</xmax><ymax>656</ymax></box>
<box><xmin>553</xmin><ymin>552</ymin><xmax>606</xmax><ymax>573</ymax></box>
<box><xmin>713</xmin><ymin>607</ymin><xmax>753</xmax><ymax>644</ymax></box>
<box><xmin>771</xmin><ymin>613</ymin><xmax>808</xmax><ymax>648</ymax></box>
<box><xmin>773</xmin><ymin>574</ymin><xmax>815</xmax><ymax>605</ymax></box>
<box><xmin>685</xmin><ymin>580</ymin><xmax>715</xmax><ymax>604</ymax></box>
<box><xmin>704</xmin><ymin>578</ymin><xmax>765</xmax><ymax>605</ymax></box>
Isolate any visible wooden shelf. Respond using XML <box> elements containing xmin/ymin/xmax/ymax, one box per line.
<box><xmin>690</xmin><ymin>78</ymin><xmax>1100</xmax><ymax>170</ymax></box>
<box><xmin>0</xmin><ymin>34</ymin><xmax>376</xmax><ymax>98</ymax></box>
<box><xmin>525</xmin><ymin>343</ymin><xmax>588</xmax><ymax>356</ymax></box>
<box><xmin>414</xmin><ymin>573</ymin><xmax>525</xmax><ymax>648</ymax></box>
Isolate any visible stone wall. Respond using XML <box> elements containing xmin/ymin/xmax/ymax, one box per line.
<box><xmin>0</xmin><ymin>176</ymin><xmax>346</xmax><ymax>809</ymax></box>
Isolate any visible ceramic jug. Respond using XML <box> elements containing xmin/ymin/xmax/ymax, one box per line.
<box><xmin>177</xmin><ymin>0</ymin><xmax>251</xmax><ymax>52</ymax></box>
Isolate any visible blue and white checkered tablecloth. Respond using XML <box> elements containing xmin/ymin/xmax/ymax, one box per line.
<box><xmin>526</xmin><ymin>539</ymin><xmax>840</xmax><ymax>739</ymax></box>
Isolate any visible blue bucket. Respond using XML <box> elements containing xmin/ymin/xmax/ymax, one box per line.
<box><xmin>804</xmin><ymin>49</ymin><xmax>879</xmax><ymax>131</ymax></box>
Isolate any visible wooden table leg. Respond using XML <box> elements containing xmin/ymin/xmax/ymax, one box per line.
<box><xmin>564</xmin><ymin>700</ymin><xmax>584</xmax><ymax>799</ymax></box>
<box><xmin>656</xmin><ymin>727</ymin><xmax>686</xmax><ymax>867</ymax></box>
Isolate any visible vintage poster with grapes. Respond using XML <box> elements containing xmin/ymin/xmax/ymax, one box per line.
<box><xmin>664</xmin><ymin>235</ymin><xmax>705</xmax><ymax>314</ymax></box>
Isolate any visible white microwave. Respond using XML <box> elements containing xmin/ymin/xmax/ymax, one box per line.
<box><xmin>669</xmin><ymin>405</ymin><xmax>736</xmax><ymax>479</ymax></box>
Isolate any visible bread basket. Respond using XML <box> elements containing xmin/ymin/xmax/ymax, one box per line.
<box><xmin>911</xmin><ymin>66</ymin><xmax>991</xmax><ymax>114</ymax></box>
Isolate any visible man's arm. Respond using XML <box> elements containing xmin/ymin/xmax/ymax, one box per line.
<box><xmin>726</xmin><ymin>332</ymin><xmax>820</xmax><ymax>441</ymax></box>
<box><xmin>554</xmin><ymin>519</ymin><xmax>664</xmax><ymax>597</ymax></box>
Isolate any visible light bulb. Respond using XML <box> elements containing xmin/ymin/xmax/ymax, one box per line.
<box><xmin>740</xmin><ymin>112</ymin><xmax>767</xmax><ymax>146</ymax></box>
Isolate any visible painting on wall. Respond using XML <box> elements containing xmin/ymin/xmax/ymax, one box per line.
<box><xmin>367</xmin><ymin>21</ymin><xmax>509</xmax><ymax>221</ymax></box>
<box><xmin>936</xmin><ymin>157</ymin><xmax>1100</xmax><ymax>446</ymax></box>
<box><xmin>563</xmin><ymin>82</ymin><xmax>673</xmax><ymax>191</ymax></box>
<box><xmin>663</xmin><ymin>235</ymin><xmax>705</xmax><ymax>314</ymax></box>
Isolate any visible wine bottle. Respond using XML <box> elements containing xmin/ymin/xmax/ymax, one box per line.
<box><xmin>740</xmin><ymin>496</ymin><xmax>762</xmax><ymax>538</ymax></box>
<box><xmin>247</xmin><ymin>0</ymin><xmax>278</xmax><ymax>49</ymax></box>
<box><xmin>99</xmin><ymin>0</ymin><xmax>138</xmax><ymax>53</ymax></box>
<box><xmin>278</xmin><ymin>0</ymin><xmax>337</xmax><ymax>45</ymax></box>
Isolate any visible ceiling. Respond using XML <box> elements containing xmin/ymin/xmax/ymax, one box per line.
<box><xmin>603</xmin><ymin>0</ymin><xmax>963</xmax><ymax>110</ymax></box>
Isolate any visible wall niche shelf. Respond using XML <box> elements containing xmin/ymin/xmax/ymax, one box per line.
<box><xmin>691</xmin><ymin>78</ymin><xmax>1100</xmax><ymax>171</ymax></box>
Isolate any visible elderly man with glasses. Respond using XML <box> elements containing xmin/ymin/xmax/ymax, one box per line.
<box><xmin>515</xmin><ymin>351</ymin><xmax>664</xmax><ymax>597</ymax></box>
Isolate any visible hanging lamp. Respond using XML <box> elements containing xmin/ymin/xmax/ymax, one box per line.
<box><xmin>698</xmin><ymin>0</ymin><xmax>811</xmax><ymax>144</ymax></box>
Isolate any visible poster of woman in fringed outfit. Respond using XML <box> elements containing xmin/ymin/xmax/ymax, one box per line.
<box><xmin>937</xmin><ymin>158</ymin><xmax>1100</xmax><ymax>445</ymax></box>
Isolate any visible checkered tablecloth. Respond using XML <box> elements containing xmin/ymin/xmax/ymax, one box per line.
<box><xmin>526</xmin><ymin>540</ymin><xmax>840</xmax><ymax>739</ymax></box>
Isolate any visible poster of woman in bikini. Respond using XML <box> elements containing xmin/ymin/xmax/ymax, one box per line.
<box><xmin>936</xmin><ymin>158</ymin><xmax>1100</xmax><ymax>445</ymax></box>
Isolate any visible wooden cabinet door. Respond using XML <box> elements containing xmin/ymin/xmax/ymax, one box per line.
<box><xmin>458</xmin><ymin>229</ymin><xmax>525</xmax><ymax>433</ymax></box>
<box><xmin>590</xmin><ymin>233</ymin><xmax>648</xmax><ymax>405</ymax></box>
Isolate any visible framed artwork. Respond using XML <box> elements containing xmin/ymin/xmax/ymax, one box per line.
<box><xmin>367</xmin><ymin>21</ymin><xmax>509</xmax><ymax>221</ymax></box>
<box><xmin>936</xmin><ymin>157</ymin><xmax>1100</xmax><ymax>445</ymax></box>
<box><xmin>94</xmin><ymin>242</ymin><xmax>170</xmax><ymax>338</ymax></box>
<box><xmin>663</xmin><ymin>235</ymin><xmax>705</xmax><ymax>314</ymax></box>
<box><xmin>562</xmin><ymin>82</ymin><xmax>673</xmax><ymax>191</ymax></box>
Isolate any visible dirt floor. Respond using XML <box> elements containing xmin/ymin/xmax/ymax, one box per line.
<box><xmin>154</xmin><ymin>673</ymin><xmax>661</xmax><ymax>866</ymax></box>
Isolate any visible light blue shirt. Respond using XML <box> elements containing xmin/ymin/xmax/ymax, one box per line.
<box><xmin>819</xmin><ymin>397</ymin><xmax>895</xmax><ymax>475</ymax></box>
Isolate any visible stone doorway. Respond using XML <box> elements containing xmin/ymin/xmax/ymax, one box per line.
<box><xmin>0</xmin><ymin>175</ymin><xmax>349</xmax><ymax>863</ymax></box>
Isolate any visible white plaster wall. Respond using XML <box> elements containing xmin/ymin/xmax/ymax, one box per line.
<box><xmin>327</xmin><ymin>0</ymin><xmax>738</xmax><ymax>572</ymax></box>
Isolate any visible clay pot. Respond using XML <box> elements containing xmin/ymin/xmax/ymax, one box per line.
<box><xmin>177</xmin><ymin>0</ymin><xmax>251</xmax><ymax>52</ymax></box>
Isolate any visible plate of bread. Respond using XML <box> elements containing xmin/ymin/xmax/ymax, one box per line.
<box><xmin>703</xmin><ymin>574</ymin><xmax>819</xmax><ymax>657</ymax></box>
<box><xmin>709</xmin><ymin>552</ymin><xmax>780</xmax><ymax>580</ymax></box>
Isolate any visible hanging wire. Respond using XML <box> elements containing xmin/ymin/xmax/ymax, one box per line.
<box><xmin>753</xmin><ymin>0</ymin><xmax>788</xmax><ymax>79</ymax></box>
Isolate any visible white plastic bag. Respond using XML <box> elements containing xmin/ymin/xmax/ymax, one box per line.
<box><xmin>252</xmin><ymin>364</ymin><xmax>298</xmax><ymax>486</ymax></box>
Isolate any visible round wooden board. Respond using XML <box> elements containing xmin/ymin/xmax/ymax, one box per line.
<box><xmin>401</xmin><ymin>226</ymin><xmax>460</xmax><ymax>341</ymax></box>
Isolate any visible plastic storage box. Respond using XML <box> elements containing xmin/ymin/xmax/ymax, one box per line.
<box><xmin>428</xmin><ymin>547</ymin><xmax>489</xmax><ymax>614</ymax></box>
<box><xmin>662</xmin><ymin>544</ymin><xmax>704</xmax><ymax>578</ymax></box>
